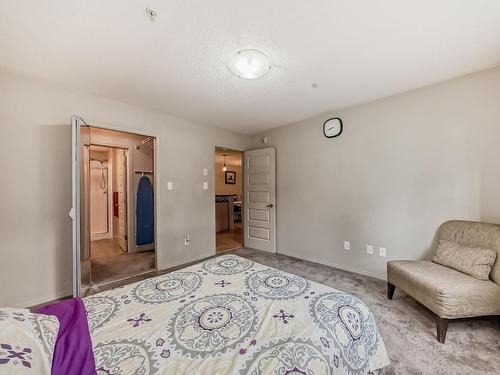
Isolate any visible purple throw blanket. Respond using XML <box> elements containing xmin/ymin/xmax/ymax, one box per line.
<box><xmin>35</xmin><ymin>298</ymin><xmax>96</xmax><ymax>375</ymax></box>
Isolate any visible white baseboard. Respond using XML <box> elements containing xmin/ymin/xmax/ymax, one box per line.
<box><xmin>159</xmin><ymin>251</ymin><xmax>215</xmax><ymax>271</ymax></box>
<box><xmin>277</xmin><ymin>249</ymin><xmax>387</xmax><ymax>281</ymax></box>
<box><xmin>15</xmin><ymin>289</ymin><xmax>72</xmax><ymax>309</ymax></box>
<box><xmin>15</xmin><ymin>253</ymin><xmax>214</xmax><ymax>309</ymax></box>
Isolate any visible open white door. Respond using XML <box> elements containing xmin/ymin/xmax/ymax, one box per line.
<box><xmin>244</xmin><ymin>147</ymin><xmax>276</xmax><ymax>252</ymax></box>
<box><xmin>71</xmin><ymin>116</ymin><xmax>91</xmax><ymax>297</ymax></box>
<box><xmin>116</xmin><ymin>149</ymin><xmax>128</xmax><ymax>252</ymax></box>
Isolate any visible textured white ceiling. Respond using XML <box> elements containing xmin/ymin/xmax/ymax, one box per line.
<box><xmin>1</xmin><ymin>1</ymin><xmax>500</xmax><ymax>134</ymax></box>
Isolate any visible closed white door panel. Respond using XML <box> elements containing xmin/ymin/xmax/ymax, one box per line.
<box><xmin>244</xmin><ymin>147</ymin><xmax>276</xmax><ymax>252</ymax></box>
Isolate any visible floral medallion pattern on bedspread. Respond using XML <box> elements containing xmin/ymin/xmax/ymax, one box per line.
<box><xmin>131</xmin><ymin>272</ymin><xmax>202</xmax><ymax>304</ymax></box>
<box><xmin>84</xmin><ymin>254</ymin><xmax>389</xmax><ymax>374</ymax></box>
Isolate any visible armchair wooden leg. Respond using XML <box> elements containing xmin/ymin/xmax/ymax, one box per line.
<box><xmin>387</xmin><ymin>283</ymin><xmax>395</xmax><ymax>300</ymax></box>
<box><xmin>436</xmin><ymin>317</ymin><xmax>448</xmax><ymax>343</ymax></box>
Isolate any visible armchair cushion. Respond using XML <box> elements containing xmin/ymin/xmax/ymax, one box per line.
<box><xmin>432</xmin><ymin>240</ymin><xmax>496</xmax><ymax>280</ymax></box>
<box><xmin>439</xmin><ymin>220</ymin><xmax>500</xmax><ymax>284</ymax></box>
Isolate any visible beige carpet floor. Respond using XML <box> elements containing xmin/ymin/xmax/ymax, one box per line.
<box><xmin>89</xmin><ymin>239</ymin><xmax>155</xmax><ymax>286</ymax></box>
<box><xmin>90</xmin><ymin>251</ymin><xmax>155</xmax><ymax>285</ymax></box>
<box><xmin>230</xmin><ymin>248</ymin><xmax>500</xmax><ymax>375</ymax></box>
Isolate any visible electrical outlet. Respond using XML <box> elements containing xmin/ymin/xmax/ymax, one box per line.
<box><xmin>344</xmin><ymin>241</ymin><xmax>350</xmax><ymax>251</ymax></box>
<box><xmin>203</xmin><ymin>182</ymin><xmax>208</xmax><ymax>190</ymax></box>
<box><xmin>379</xmin><ymin>247</ymin><xmax>387</xmax><ymax>257</ymax></box>
<box><xmin>203</xmin><ymin>168</ymin><xmax>208</xmax><ymax>176</ymax></box>
<box><xmin>366</xmin><ymin>245</ymin><xmax>374</xmax><ymax>255</ymax></box>
<box><xmin>184</xmin><ymin>235</ymin><xmax>190</xmax><ymax>246</ymax></box>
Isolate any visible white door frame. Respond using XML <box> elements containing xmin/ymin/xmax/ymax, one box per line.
<box><xmin>243</xmin><ymin>147</ymin><xmax>277</xmax><ymax>253</ymax></box>
<box><xmin>88</xmin><ymin>142</ymin><xmax>133</xmax><ymax>251</ymax></box>
<box><xmin>71</xmin><ymin>116</ymin><xmax>159</xmax><ymax>296</ymax></box>
<box><xmin>89</xmin><ymin>148</ymin><xmax>113</xmax><ymax>241</ymax></box>
<box><xmin>212</xmin><ymin>146</ymin><xmax>277</xmax><ymax>254</ymax></box>
<box><xmin>213</xmin><ymin>147</ymin><xmax>244</xmax><ymax>253</ymax></box>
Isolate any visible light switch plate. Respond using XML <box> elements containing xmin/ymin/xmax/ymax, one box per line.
<box><xmin>167</xmin><ymin>182</ymin><xmax>173</xmax><ymax>191</ymax></box>
<box><xmin>203</xmin><ymin>168</ymin><xmax>208</xmax><ymax>176</ymax></box>
<box><xmin>344</xmin><ymin>241</ymin><xmax>350</xmax><ymax>251</ymax></box>
<box><xmin>203</xmin><ymin>182</ymin><xmax>208</xmax><ymax>190</ymax></box>
<box><xmin>379</xmin><ymin>247</ymin><xmax>387</xmax><ymax>257</ymax></box>
<box><xmin>366</xmin><ymin>245</ymin><xmax>374</xmax><ymax>255</ymax></box>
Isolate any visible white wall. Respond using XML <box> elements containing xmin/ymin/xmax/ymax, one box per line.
<box><xmin>252</xmin><ymin>67</ymin><xmax>500</xmax><ymax>279</ymax></box>
<box><xmin>0</xmin><ymin>70</ymin><xmax>250</xmax><ymax>307</ymax></box>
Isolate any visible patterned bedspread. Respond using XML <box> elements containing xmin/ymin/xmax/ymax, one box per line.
<box><xmin>84</xmin><ymin>255</ymin><xmax>390</xmax><ymax>374</ymax></box>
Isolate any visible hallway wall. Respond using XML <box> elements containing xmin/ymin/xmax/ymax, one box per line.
<box><xmin>0</xmin><ymin>69</ymin><xmax>251</xmax><ymax>307</ymax></box>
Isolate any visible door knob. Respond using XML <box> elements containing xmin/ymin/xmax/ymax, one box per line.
<box><xmin>267</xmin><ymin>204</ymin><xmax>274</xmax><ymax>208</ymax></box>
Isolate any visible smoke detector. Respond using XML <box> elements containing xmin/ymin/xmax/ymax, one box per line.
<box><xmin>146</xmin><ymin>8</ymin><xmax>158</xmax><ymax>22</ymax></box>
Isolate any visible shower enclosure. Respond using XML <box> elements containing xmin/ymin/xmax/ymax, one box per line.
<box><xmin>90</xmin><ymin>155</ymin><xmax>110</xmax><ymax>240</ymax></box>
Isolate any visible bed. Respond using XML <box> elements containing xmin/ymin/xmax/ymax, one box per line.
<box><xmin>2</xmin><ymin>254</ymin><xmax>390</xmax><ymax>374</ymax></box>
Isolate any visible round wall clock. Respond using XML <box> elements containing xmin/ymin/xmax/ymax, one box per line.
<box><xmin>323</xmin><ymin>117</ymin><xmax>343</xmax><ymax>138</ymax></box>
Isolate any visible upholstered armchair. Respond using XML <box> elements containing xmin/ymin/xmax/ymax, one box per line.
<box><xmin>387</xmin><ymin>220</ymin><xmax>500</xmax><ymax>343</ymax></box>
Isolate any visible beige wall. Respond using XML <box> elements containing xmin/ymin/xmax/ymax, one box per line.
<box><xmin>253</xmin><ymin>67</ymin><xmax>500</xmax><ymax>279</ymax></box>
<box><xmin>2</xmin><ymin>65</ymin><xmax>500</xmax><ymax>306</ymax></box>
<box><xmin>214</xmin><ymin>149</ymin><xmax>242</xmax><ymax>197</ymax></box>
<box><xmin>0</xmin><ymin>70</ymin><xmax>250</xmax><ymax>307</ymax></box>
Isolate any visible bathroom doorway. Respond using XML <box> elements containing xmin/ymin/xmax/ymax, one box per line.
<box><xmin>89</xmin><ymin>146</ymin><xmax>114</xmax><ymax>243</ymax></box>
<box><xmin>80</xmin><ymin>126</ymin><xmax>157</xmax><ymax>295</ymax></box>
<box><xmin>215</xmin><ymin>147</ymin><xmax>243</xmax><ymax>252</ymax></box>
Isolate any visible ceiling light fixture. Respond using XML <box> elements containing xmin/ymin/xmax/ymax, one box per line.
<box><xmin>228</xmin><ymin>49</ymin><xmax>272</xmax><ymax>79</ymax></box>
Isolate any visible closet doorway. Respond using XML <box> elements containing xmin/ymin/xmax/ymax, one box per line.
<box><xmin>76</xmin><ymin>124</ymin><xmax>157</xmax><ymax>296</ymax></box>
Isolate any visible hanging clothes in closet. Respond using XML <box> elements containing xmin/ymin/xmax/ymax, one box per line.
<box><xmin>136</xmin><ymin>175</ymin><xmax>154</xmax><ymax>245</ymax></box>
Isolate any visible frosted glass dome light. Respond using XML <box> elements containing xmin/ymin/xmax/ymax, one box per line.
<box><xmin>229</xmin><ymin>49</ymin><xmax>272</xmax><ymax>79</ymax></box>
